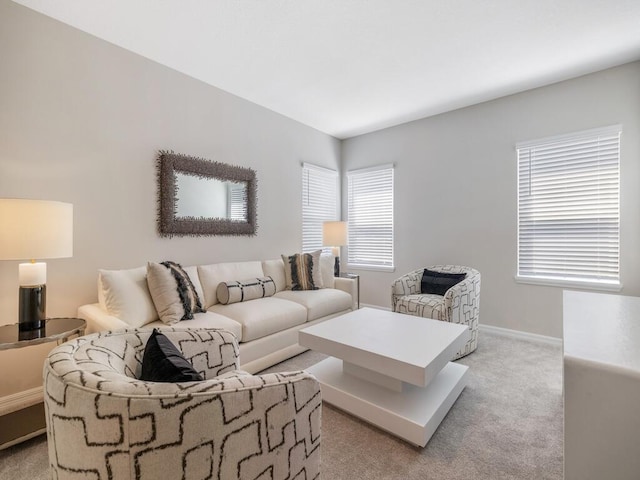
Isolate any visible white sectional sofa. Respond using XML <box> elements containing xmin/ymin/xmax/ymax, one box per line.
<box><xmin>78</xmin><ymin>254</ymin><xmax>357</xmax><ymax>373</ymax></box>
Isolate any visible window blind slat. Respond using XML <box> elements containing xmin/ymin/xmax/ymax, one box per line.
<box><xmin>517</xmin><ymin>127</ymin><xmax>620</xmax><ymax>285</ymax></box>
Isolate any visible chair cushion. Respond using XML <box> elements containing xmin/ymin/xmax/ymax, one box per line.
<box><xmin>395</xmin><ymin>294</ymin><xmax>447</xmax><ymax>321</ymax></box>
<box><xmin>208</xmin><ymin>297</ymin><xmax>307</xmax><ymax>342</ymax></box>
<box><xmin>275</xmin><ymin>289</ymin><xmax>352</xmax><ymax>321</ymax></box>
<box><xmin>421</xmin><ymin>269</ymin><xmax>466</xmax><ymax>295</ymax></box>
<box><xmin>140</xmin><ymin>330</ymin><xmax>203</xmax><ymax>383</ymax></box>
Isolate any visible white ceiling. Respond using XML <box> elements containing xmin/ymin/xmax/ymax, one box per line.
<box><xmin>13</xmin><ymin>0</ymin><xmax>640</xmax><ymax>139</ymax></box>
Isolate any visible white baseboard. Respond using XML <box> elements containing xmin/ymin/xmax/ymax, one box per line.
<box><xmin>0</xmin><ymin>387</ymin><xmax>44</xmax><ymax>416</ymax></box>
<box><xmin>361</xmin><ymin>303</ymin><xmax>390</xmax><ymax>311</ymax></box>
<box><xmin>360</xmin><ymin>304</ymin><xmax>562</xmax><ymax>347</ymax></box>
<box><xmin>479</xmin><ymin>324</ymin><xmax>562</xmax><ymax>346</ymax></box>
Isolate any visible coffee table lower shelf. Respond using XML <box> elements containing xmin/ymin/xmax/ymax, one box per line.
<box><xmin>306</xmin><ymin>357</ymin><xmax>469</xmax><ymax>447</ymax></box>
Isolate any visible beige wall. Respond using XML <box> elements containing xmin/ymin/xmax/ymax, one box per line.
<box><xmin>342</xmin><ymin>61</ymin><xmax>640</xmax><ymax>338</ymax></box>
<box><xmin>0</xmin><ymin>1</ymin><xmax>340</xmax><ymax>396</ymax></box>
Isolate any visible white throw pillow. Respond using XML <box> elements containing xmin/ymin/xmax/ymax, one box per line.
<box><xmin>320</xmin><ymin>253</ymin><xmax>336</xmax><ymax>289</ymax></box>
<box><xmin>98</xmin><ymin>267</ymin><xmax>158</xmax><ymax>328</ymax></box>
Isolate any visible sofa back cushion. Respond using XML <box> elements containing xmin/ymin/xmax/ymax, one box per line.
<box><xmin>262</xmin><ymin>259</ymin><xmax>286</xmax><ymax>292</ymax></box>
<box><xmin>98</xmin><ymin>266</ymin><xmax>158</xmax><ymax>328</ymax></box>
<box><xmin>198</xmin><ymin>261</ymin><xmax>264</xmax><ymax>308</ymax></box>
<box><xmin>320</xmin><ymin>253</ymin><xmax>336</xmax><ymax>289</ymax></box>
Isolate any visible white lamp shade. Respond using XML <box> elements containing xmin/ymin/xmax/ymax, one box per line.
<box><xmin>0</xmin><ymin>199</ymin><xmax>73</xmax><ymax>260</ymax></box>
<box><xmin>323</xmin><ymin>221</ymin><xmax>348</xmax><ymax>247</ymax></box>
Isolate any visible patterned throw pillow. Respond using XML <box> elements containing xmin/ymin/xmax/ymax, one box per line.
<box><xmin>283</xmin><ymin>253</ymin><xmax>319</xmax><ymax>291</ymax></box>
<box><xmin>281</xmin><ymin>250</ymin><xmax>322</xmax><ymax>290</ymax></box>
<box><xmin>147</xmin><ymin>261</ymin><xmax>205</xmax><ymax>324</ymax></box>
<box><xmin>217</xmin><ymin>277</ymin><xmax>276</xmax><ymax>305</ymax></box>
<box><xmin>140</xmin><ymin>329</ymin><xmax>203</xmax><ymax>383</ymax></box>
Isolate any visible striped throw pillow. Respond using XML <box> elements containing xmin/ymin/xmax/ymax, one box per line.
<box><xmin>285</xmin><ymin>253</ymin><xmax>319</xmax><ymax>291</ymax></box>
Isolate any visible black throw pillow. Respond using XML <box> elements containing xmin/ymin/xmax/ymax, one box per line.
<box><xmin>140</xmin><ymin>329</ymin><xmax>203</xmax><ymax>383</ymax></box>
<box><xmin>421</xmin><ymin>269</ymin><xmax>467</xmax><ymax>296</ymax></box>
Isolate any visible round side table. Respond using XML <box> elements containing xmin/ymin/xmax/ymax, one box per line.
<box><xmin>0</xmin><ymin>318</ymin><xmax>86</xmax><ymax>351</ymax></box>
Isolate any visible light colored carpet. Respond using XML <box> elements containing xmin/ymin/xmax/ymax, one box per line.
<box><xmin>0</xmin><ymin>330</ymin><xmax>563</xmax><ymax>479</ymax></box>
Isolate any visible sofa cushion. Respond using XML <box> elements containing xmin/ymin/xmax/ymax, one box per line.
<box><xmin>183</xmin><ymin>265</ymin><xmax>205</xmax><ymax>306</ymax></box>
<box><xmin>280</xmin><ymin>250</ymin><xmax>323</xmax><ymax>290</ymax></box>
<box><xmin>98</xmin><ymin>266</ymin><xmax>158</xmax><ymax>328</ymax></box>
<box><xmin>262</xmin><ymin>259</ymin><xmax>286</xmax><ymax>292</ymax></box>
<box><xmin>140</xmin><ymin>329</ymin><xmax>203</xmax><ymax>383</ymax></box>
<box><xmin>198</xmin><ymin>261</ymin><xmax>264</xmax><ymax>308</ymax></box>
<box><xmin>282</xmin><ymin>251</ymin><xmax>321</xmax><ymax>291</ymax></box>
<box><xmin>275</xmin><ymin>288</ymin><xmax>352</xmax><ymax>321</ymax></box>
<box><xmin>143</xmin><ymin>312</ymin><xmax>243</xmax><ymax>342</ymax></box>
<box><xmin>320</xmin><ymin>253</ymin><xmax>335</xmax><ymax>289</ymax></box>
<box><xmin>208</xmin><ymin>297</ymin><xmax>307</xmax><ymax>342</ymax></box>
<box><xmin>147</xmin><ymin>262</ymin><xmax>205</xmax><ymax>324</ymax></box>
<box><xmin>217</xmin><ymin>277</ymin><xmax>276</xmax><ymax>305</ymax></box>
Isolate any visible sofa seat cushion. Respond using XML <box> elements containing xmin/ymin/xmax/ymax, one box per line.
<box><xmin>274</xmin><ymin>289</ymin><xmax>352</xmax><ymax>321</ymax></box>
<box><xmin>394</xmin><ymin>294</ymin><xmax>446</xmax><ymax>321</ymax></box>
<box><xmin>208</xmin><ymin>297</ymin><xmax>307</xmax><ymax>342</ymax></box>
<box><xmin>142</xmin><ymin>312</ymin><xmax>243</xmax><ymax>342</ymax></box>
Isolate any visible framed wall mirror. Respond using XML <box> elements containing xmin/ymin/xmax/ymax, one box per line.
<box><xmin>157</xmin><ymin>151</ymin><xmax>257</xmax><ymax>236</ymax></box>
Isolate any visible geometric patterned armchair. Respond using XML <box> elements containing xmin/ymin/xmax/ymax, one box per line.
<box><xmin>391</xmin><ymin>265</ymin><xmax>481</xmax><ymax>360</ymax></box>
<box><xmin>43</xmin><ymin>328</ymin><xmax>321</xmax><ymax>480</ymax></box>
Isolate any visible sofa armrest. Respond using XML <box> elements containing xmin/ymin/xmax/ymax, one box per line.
<box><xmin>334</xmin><ymin>276</ymin><xmax>358</xmax><ymax>310</ymax></box>
<box><xmin>77</xmin><ymin>303</ymin><xmax>129</xmax><ymax>334</ymax></box>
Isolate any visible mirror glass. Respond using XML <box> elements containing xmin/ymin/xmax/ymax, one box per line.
<box><xmin>175</xmin><ymin>172</ymin><xmax>248</xmax><ymax>221</ymax></box>
<box><xmin>157</xmin><ymin>151</ymin><xmax>257</xmax><ymax>237</ymax></box>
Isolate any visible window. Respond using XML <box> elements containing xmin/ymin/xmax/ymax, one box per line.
<box><xmin>302</xmin><ymin>163</ymin><xmax>339</xmax><ymax>253</ymax></box>
<box><xmin>347</xmin><ymin>164</ymin><xmax>394</xmax><ymax>270</ymax></box>
<box><xmin>516</xmin><ymin>125</ymin><xmax>621</xmax><ymax>289</ymax></box>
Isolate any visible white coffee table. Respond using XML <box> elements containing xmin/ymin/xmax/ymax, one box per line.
<box><xmin>299</xmin><ymin>307</ymin><xmax>470</xmax><ymax>447</ymax></box>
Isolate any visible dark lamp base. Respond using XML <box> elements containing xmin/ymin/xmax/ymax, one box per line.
<box><xmin>334</xmin><ymin>257</ymin><xmax>341</xmax><ymax>277</ymax></box>
<box><xmin>19</xmin><ymin>285</ymin><xmax>46</xmax><ymax>331</ymax></box>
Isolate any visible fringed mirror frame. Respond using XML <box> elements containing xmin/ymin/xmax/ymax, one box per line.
<box><xmin>157</xmin><ymin>151</ymin><xmax>257</xmax><ymax>237</ymax></box>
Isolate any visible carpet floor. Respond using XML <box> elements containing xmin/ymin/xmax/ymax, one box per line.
<box><xmin>0</xmin><ymin>330</ymin><xmax>563</xmax><ymax>479</ymax></box>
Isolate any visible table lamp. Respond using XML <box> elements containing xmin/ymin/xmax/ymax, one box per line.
<box><xmin>323</xmin><ymin>221</ymin><xmax>348</xmax><ymax>277</ymax></box>
<box><xmin>0</xmin><ymin>199</ymin><xmax>73</xmax><ymax>331</ymax></box>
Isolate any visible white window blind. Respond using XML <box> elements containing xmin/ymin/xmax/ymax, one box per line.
<box><xmin>228</xmin><ymin>183</ymin><xmax>247</xmax><ymax>221</ymax></box>
<box><xmin>517</xmin><ymin>125</ymin><xmax>621</xmax><ymax>287</ymax></box>
<box><xmin>302</xmin><ymin>163</ymin><xmax>338</xmax><ymax>253</ymax></box>
<box><xmin>347</xmin><ymin>164</ymin><xmax>394</xmax><ymax>270</ymax></box>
